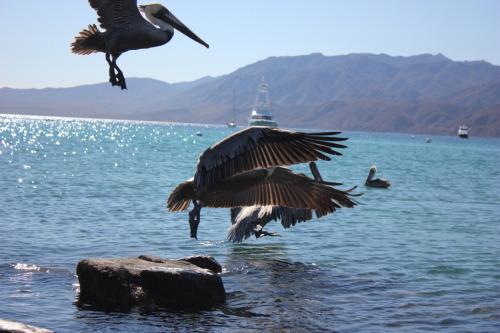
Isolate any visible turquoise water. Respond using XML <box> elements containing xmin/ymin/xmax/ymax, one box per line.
<box><xmin>0</xmin><ymin>115</ymin><xmax>499</xmax><ymax>332</ymax></box>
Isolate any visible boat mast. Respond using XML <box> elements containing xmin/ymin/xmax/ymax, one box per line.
<box><xmin>254</xmin><ymin>77</ymin><xmax>271</xmax><ymax>113</ymax></box>
<box><xmin>232</xmin><ymin>86</ymin><xmax>236</xmax><ymax>121</ymax></box>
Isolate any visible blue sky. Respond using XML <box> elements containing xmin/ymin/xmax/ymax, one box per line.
<box><xmin>1</xmin><ymin>0</ymin><xmax>499</xmax><ymax>89</ymax></box>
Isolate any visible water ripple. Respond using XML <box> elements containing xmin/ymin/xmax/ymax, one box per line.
<box><xmin>1</xmin><ymin>115</ymin><xmax>499</xmax><ymax>332</ymax></box>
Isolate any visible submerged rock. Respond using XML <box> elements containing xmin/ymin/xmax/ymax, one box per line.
<box><xmin>76</xmin><ymin>255</ymin><xmax>225</xmax><ymax>311</ymax></box>
<box><xmin>0</xmin><ymin>318</ymin><xmax>53</xmax><ymax>333</ymax></box>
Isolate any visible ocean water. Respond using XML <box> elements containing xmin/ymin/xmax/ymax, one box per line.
<box><xmin>0</xmin><ymin>115</ymin><xmax>499</xmax><ymax>332</ymax></box>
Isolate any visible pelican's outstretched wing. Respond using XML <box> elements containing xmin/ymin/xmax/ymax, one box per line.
<box><xmin>89</xmin><ymin>0</ymin><xmax>145</xmax><ymax>30</ymax></box>
<box><xmin>271</xmin><ymin>206</ymin><xmax>314</xmax><ymax>228</ymax></box>
<box><xmin>257</xmin><ymin>205</ymin><xmax>339</xmax><ymax>228</ymax></box>
<box><xmin>227</xmin><ymin>206</ymin><xmax>262</xmax><ymax>243</ymax></box>
<box><xmin>194</xmin><ymin>127</ymin><xmax>348</xmax><ymax>187</ymax></box>
<box><xmin>227</xmin><ymin>206</ymin><xmax>315</xmax><ymax>243</ymax></box>
<box><xmin>199</xmin><ymin>167</ymin><xmax>359</xmax><ymax>211</ymax></box>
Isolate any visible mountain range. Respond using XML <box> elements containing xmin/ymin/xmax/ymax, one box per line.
<box><xmin>1</xmin><ymin>53</ymin><xmax>499</xmax><ymax>137</ymax></box>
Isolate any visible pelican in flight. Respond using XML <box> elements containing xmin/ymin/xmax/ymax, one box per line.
<box><xmin>365</xmin><ymin>165</ymin><xmax>391</xmax><ymax>188</ymax></box>
<box><xmin>227</xmin><ymin>206</ymin><xmax>317</xmax><ymax>243</ymax></box>
<box><xmin>71</xmin><ymin>1</ymin><xmax>209</xmax><ymax>90</ymax></box>
<box><xmin>226</xmin><ymin>162</ymin><xmax>361</xmax><ymax>243</ymax></box>
<box><xmin>166</xmin><ymin>126</ymin><xmax>351</xmax><ymax>239</ymax></box>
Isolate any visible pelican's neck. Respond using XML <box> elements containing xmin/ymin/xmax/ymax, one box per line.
<box><xmin>148</xmin><ymin>16</ymin><xmax>174</xmax><ymax>32</ymax></box>
<box><xmin>145</xmin><ymin>17</ymin><xmax>174</xmax><ymax>45</ymax></box>
<box><xmin>366</xmin><ymin>168</ymin><xmax>376</xmax><ymax>183</ymax></box>
<box><xmin>143</xmin><ymin>8</ymin><xmax>174</xmax><ymax>39</ymax></box>
<box><xmin>309</xmin><ymin>162</ymin><xmax>323</xmax><ymax>181</ymax></box>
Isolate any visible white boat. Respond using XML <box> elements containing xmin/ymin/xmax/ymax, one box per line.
<box><xmin>227</xmin><ymin>120</ymin><xmax>236</xmax><ymax>127</ymax></box>
<box><xmin>458</xmin><ymin>124</ymin><xmax>469</xmax><ymax>138</ymax></box>
<box><xmin>248</xmin><ymin>77</ymin><xmax>278</xmax><ymax>127</ymax></box>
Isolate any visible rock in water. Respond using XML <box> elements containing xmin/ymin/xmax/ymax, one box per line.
<box><xmin>76</xmin><ymin>255</ymin><xmax>225</xmax><ymax>311</ymax></box>
<box><xmin>0</xmin><ymin>318</ymin><xmax>53</xmax><ymax>333</ymax></box>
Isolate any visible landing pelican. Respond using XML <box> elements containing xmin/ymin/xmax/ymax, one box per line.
<box><xmin>226</xmin><ymin>162</ymin><xmax>361</xmax><ymax>243</ymax></box>
<box><xmin>71</xmin><ymin>1</ymin><xmax>209</xmax><ymax>90</ymax></box>
<box><xmin>227</xmin><ymin>206</ymin><xmax>315</xmax><ymax>243</ymax></box>
<box><xmin>365</xmin><ymin>165</ymin><xmax>391</xmax><ymax>188</ymax></box>
<box><xmin>166</xmin><ymin>127</ymin><xmax>350</xmax><ymax>239</ymax></box>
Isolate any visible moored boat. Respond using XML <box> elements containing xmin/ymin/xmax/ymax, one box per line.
<box><xmin>248</xmin><ymin>77</ymin><xmax>278</xmax><ymax>127</ymax></box>
<box><xmin>458</xmin><ymin>124</ymin><xmax>469</xmax><ymax>138</ymax></box>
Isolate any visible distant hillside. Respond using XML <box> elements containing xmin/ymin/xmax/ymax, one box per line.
<box><xmin>1</xmin><ymin>53</ymin><xmax>499</xmax><ymax>137</ymax></box>
<box><xmin>0</xmin><ymin>77</ymin><xmax>215</xmax><ymax>118</ymax></box>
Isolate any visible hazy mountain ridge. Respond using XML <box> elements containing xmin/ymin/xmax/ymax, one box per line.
<box><xmin>1</xmin><ymin>53</ymin><xmax>499</xmax><ymax>137</ymax></box>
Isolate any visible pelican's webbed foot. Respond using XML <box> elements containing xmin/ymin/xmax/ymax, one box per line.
<box><xmin>105</xmin><ymin>53</ymin><xmax>127</xmax><ymax>90</ymax></box>
<box><xmin>254</xmin><ymin>225</ymin><xmax>280</xmax><ymax>238</ymax></box>
<box><xmin>117</xmin><ymin>73</ymin><xmax>127</xmax><ymax>90</ymax></box>
<box><xmin>115</xmin><ymin>66</ymin><xmax>127</xmax><ymax>90</ymax></box>
<box><xmin>108</xmin><ymin>68</ymin><xmax>120</xmax><ymax>87</ymax></box>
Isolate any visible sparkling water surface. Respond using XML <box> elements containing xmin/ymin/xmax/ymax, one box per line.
<box><xmin>0</xmin><ymin>115</ymin><xmax>499</xmax><ymax>332</ymax></box>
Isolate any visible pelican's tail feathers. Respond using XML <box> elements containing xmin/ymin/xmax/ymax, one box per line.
<box><xmin>71</xmin><ymin>24</ymin><xmax>105</xmax><ymax>55</ymax></box>
<box><xmin>167</xmin><ymin>180</ymin><xmax>196</xmax><ymax>212</ymax></box>
<box><xmin>166</xmin><ymin>198</ymin><xmax>191</xmax><ymax>212</ymax></box>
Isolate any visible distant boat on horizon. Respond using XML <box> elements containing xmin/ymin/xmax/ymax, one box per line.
<box><xmin>458</xmin><ymin>124</ymin><xmax>469</xmax><ymax>138</ymax></box>
<box><xmin>248</xmin><ymin>77</ymin><xmax>278</xmax><ymax>128</ymax></box>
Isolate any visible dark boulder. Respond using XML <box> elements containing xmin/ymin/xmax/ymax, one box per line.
<box><xmin>76</xmin><ymin>255</ymin><xmax>225</xmax><ymax>311</ymax></box>
<box><xmin>138</xmin><ymin>254</ymin><xmax>222</xmax><ymax>273</ymax></box>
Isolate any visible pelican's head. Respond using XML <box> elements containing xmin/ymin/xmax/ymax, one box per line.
<box><xmin>139</xmin><ymin>3</ymin><xmax>209</xmax><ymax>48</ymax></box>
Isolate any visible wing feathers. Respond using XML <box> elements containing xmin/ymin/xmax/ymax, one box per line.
<box><xmin>194</xmin><ymin>127</ymin><xmax>348</xmax><ymax>187</ymax></box>
<box><xmin>168</xmin><ymin>127</ymin><xmax>362</xmax><ymax>241</ymax></box>
<box><xmin>88</xmin><ymin>0</ymin><xmax>144</xmax><ymax>30</ymax></box>
<box><xmin>198</xmin><ymin>167</ymin><xmax>360</xmax><ymax>211</ymax></box>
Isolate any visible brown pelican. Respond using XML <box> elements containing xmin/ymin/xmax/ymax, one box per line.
<box><xmin>166</xmin><ymin>127</ymin><xmax>350</xmax><ymax>239</ymax></box>
<box><xmin>168</xmin><ymin>166</ymin><xmax>358</xmax><ymax>239</ymax></box>
<box><xmin>365</xmin><ymin>165</ymin><xmax>391</xmax><ymax>188</ymax></box>
<box><xmin>71</xmin><ymin>1</ymin><xmax>209</xmax><ymax>90</ymax></box>
<box><xmin>227</xmin><ymin>163</ymin><xmax>361</xmax><ymax>243</ymax></box>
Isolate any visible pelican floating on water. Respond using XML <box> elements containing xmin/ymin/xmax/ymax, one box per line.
<box><xmin>365</xmin><ymin>165</ymin><xmax>391</xmax><ymax>188</ymax></box>
<box><xmin>71</xmin><ymin>1</ymin><xmax>209</xmax><ymax>90</ymax></box>
<box><xmin>226</xmin><ymin>162</ymin><xmax>361</xmax><ymax>243</ymax></box>
<box><xmin>166</xmin><ymin>126</ymin><xmax>351</xmax><ymax>239</ymax></box>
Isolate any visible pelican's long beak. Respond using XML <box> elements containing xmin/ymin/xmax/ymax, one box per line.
<box><xmin>188</xmin><ymin>201</ymin><xmax>202</xmax><ymax>240</ymax></box>
<box><xmin>190</xmin><ymin>221</ymin><xmax>199</xmax><ymax>240</ymax></box>
<box><xmin>154</xmin><ymin>8</ymin><xmax>209</xmax><ymax>48</ymax></box>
